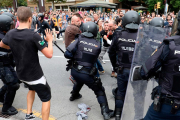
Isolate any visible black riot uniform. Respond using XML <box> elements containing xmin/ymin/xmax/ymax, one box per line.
<box><xmin>131</xmin><ymin>17</ymin><xmax>169</xmax><ymax>120</ymax></box>
<box><xmin>64</xmin><ymin>21</ymin><xmax>114</xmax><ymax>120</ymax></box>
<box><xmin>0</xmin><ymin>15</ymin><xmax>20</xmax><ymax>115</ymax></box>
<box><xmin>38</xmin><ymin>13</ymin><xmax>52</xmax><ymax>43</ymax></box>
<box><xmin>108</xmin><ymin>11</ymin><xmax>140</xmax><ymax>120</ymax></box>
<box><xmin>132</xmin><ymin>11</ymin><xmax>180</xmax><ymax>120</ymax></box>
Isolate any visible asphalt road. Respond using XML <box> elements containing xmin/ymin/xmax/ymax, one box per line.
<box><xmin>0</xmin><ymin>39</ymin><xmax>118</xmax><ymax>120</ymax></box>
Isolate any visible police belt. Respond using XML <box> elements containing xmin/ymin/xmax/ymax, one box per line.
<box><xmin>72</xmin><ymin>62</ymin><xmax>96</xmax><ymax>75</ymax></box>
<box><xmin>161</xmin><ymin>94</ymin><xmax>180</xmax><ymax>114</ymax></box>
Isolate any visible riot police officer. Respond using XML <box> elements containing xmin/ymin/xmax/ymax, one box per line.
<box><xmin>132</xmin><ymin>11</ymin><xmax>180</xmax><ymax>120</ymax></box>
<box><xmin>64</xmin><ymin>21</ymin><xmax>114</xmax><ymax>120</ymax></box>
<box><xmin>0</xmin><ymin>14</ymin><xmax>20</xmax><ymax>115</ymax></box>
<box><xmin>132</xmin><ymin>17</ymin><xmax>168</xmax><ymax>120</ymax></box>
<box><xmin>108</xmin><ymin>11</ymin><xmax>140</xmax><ymax>120</ymax></box>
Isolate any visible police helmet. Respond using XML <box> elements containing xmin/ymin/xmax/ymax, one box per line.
<box><xmin>1</xmin><ymin>12</ymin><xmax>14</xmax><ymax>19</ymax></box>
<box><xmin>82</xmin><ymin>21</ymin><xmax>98</xmax><ymax>38</ymax></box>
<box><xmin>0</xmin><ymin>15</ymin><xmax>13</xmax><ymax>32</ymax></box>
<box><xmin>38</xmin><ymin>13</ymin><xmax>44</xmax><ymax>20</ymax></box>
<box><xmin>123</xmin><ymin>11</ymin><xmax>140</xmax><ymax>29</ymax></box>
<box><xmin>150</xmin><ymin>17</ymin><xmax>164</xmax><ymax>27</ymax></box>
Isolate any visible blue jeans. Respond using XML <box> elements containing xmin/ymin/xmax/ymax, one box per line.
<box><xmin>96</xmin><ymin>59</ymin><xmax>104</xmax><ymax>71</ymax></box>
<box><xmin>115</xmin><ymin>68</ymin><xmax>130</xmax><ymax>108</ymax></box>
<box><xmin>95</xmin><ymin>59</ymin><xmax>104</xmax><ymax>78</ymax></box>
<box><xmin>144</xmin><ymin>103</ymin><xmax>180</xmax><ymax>120</ymax></box>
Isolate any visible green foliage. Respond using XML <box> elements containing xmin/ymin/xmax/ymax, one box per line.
<box><xmin>147</xmin><ymin>0</ymin><xmax>165</xmax><ymax>13</ymax></box>
<box><xmin>0</xmin><ymin>0</ymin><xmax>13</xmax><ymax>7</ymax></box>
<box><xmin>0</xmin><ymin>0</ymin><xmax>27</xmax><ymax>7</ymax></box>
<box><xmin>118</xmin><ymin>0</ymin><xmax>180</xmax><ymax>13</ymax></box>
<box><xmin>169</xmin><ymin>0</ymin><xmax>180</xmax><ymax>12</ymax></box>
<box><xmin>18</xmin><ymin>0</ymin><xmax>27</xmax><ymax>6</ymax></box>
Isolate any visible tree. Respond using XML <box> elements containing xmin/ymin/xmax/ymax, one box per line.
<box><xmin>144</xmin><ymin>0</ymin><xmax>180</xmax><ymax>13</ymax></box>
<box><xmin>169</xmin><ymin>0</ymin><xmax>180</xmax><ymax>12</ymax></box>
<box><xmin>0</xmin><ymin>0</ymin><xmax>27</xmax><ymax>8</ymax></box>
<box><xmin>46</xmin><ymin>0</ymin><xmax>66</xmax><ymax>10</ymax></box>
<box><xmin>0</xmin><ymin>0</ymin><xmax>13</xmax><ymax>7</ymax></box>
<box><xmin>145</xmin><ymin>0</ymin><xmax>165</xmax><ymax>13</ymax></box>
<box><xmin>18</xmin><ymin>0</ymin><xmax>27</xmax><ymax>6</ymax></box>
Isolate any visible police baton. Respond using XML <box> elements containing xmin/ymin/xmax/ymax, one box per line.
<box><xmin>54</xmin><ymin>42</ymin><xmax>65</xmax><ymax>53</ymax></box>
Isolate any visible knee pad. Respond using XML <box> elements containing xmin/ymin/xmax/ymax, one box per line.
<box><xmin>115</xmin><ymin>95</ymin><xmax>124</xmax><ymax>101</ymax></box>
<box><xmin>95</xmin><ymin>91</ymin><xmax>105</xmax><ymax>97</ymax></box>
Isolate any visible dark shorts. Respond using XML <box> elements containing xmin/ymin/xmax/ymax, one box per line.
<box><xmin>24</xmin><ymin>82</ymin><xmax>51</xmax><ymax>102</ymax></box>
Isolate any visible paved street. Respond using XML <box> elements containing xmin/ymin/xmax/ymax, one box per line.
<box><xmin>0</xmin><ymin>39</ymin><xmax>117</xmax><ymax>120</ymax></box>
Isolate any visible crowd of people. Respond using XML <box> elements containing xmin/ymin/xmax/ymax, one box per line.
<box><xmin>0</xmin><ymin>6</ymin><xmax>180</xmax><ymax>120</ymax></box>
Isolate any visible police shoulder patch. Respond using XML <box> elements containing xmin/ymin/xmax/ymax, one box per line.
<box><xmin>151</xmin><ymin>49</ymin><xmax>157</xmax><ymax>56</ymax></box>
<box><xmin>71</xmin><ymin>40</ymin><xmax>75</xmax><ymax>43</ymax></box>
<box><xmin>39</xmin><ymin>41</ymin><xmax>45</xmax><ymax>46</ymax></box>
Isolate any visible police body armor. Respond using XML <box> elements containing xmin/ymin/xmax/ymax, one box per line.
<box><xmin>116</xmin><ymin>30</ymin><xmax>137</xmax><ymax>68</ymax></box>
<box><xmin>68</xmin><ymin>35</ymin><xmax>101</xmax><ymax>67</ymax></box>
<box><xmin>0</xmin><ymin>32</ymin><xmax>13</xmax><ymax>65</ymax></box>
<box><xmin>159</xmin><ymin>35</ymin><xmax>180</xmax><ymax>99</ymax></box>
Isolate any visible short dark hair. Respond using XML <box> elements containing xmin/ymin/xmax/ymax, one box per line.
<box><xmin>115</xmin><ymin>18</ymin><xmax>121</xmax><ymax>25</ymax></box>
<box><xmin>73</xmin><ymin>12</ymin><xmax>82</xmax><ymax>19</ymax></box>
<box><xmin>17</xmin><ymin>6</ymin><xmax>32</xmax><ymax>22</ymax></box>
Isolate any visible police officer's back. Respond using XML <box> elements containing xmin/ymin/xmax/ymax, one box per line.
<box><xmin>132</xmin><ymin>11</ymin><xmax>180</xmax><ymax>120</ymax></box>
<box><xmin>64</xmin><ymin>21</ymin><xmax>114</xmax><ymax>120</ymax></box>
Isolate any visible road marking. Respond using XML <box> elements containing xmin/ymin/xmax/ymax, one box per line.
<box><xmin>0</xmin><ymin>105</ymin><xmax>56</xmax><ymax>120</ymax></box>
<box><xmin>38</xmin><ymin>55</ymin><xmax>110</xmax><ymax>61</ymax></box>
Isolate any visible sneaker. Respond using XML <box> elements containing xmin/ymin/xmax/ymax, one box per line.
<box><xmin>103</xmin><ymin>60</ymin><xmax>106</xmax><ymax>64</ymax></box>
<box><xmin>99</xmin><ymin>71</ymin><xmax>105</xmax><ymax>74</ymax></box>
<box><xmin>111</xmin><ymin>71</ymin><xmax>117</xmax><ymax>78</ymax></box>
<box><xmin>25</xmin><ymin>113</ymin><xmax>35</xmax><ymax>120</ymax></box>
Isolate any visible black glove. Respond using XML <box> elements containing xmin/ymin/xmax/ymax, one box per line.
<box><xmin>66</xmin><ymin>60</ymin><xmax>73</xmax><ymax>71</ymax></box>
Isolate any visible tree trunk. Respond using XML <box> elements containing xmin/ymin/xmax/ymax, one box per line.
<box><xmin>52</xmin><ymin>1</ymin><xmax>54</xmax><ymax>11</ymax></box>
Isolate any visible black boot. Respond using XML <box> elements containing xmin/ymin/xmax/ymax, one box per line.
<box><xmin>2</xmin><ymin>106</ymin><xmax>18</xmax><ymax>115</ymax></box>
<box><xmin>0</xmin><ymin>85</ymin><xmax>7</xmax><ymax>103</ymax></box>
<box><xmin>69</xmin><ymin>91</ymin><xmax>82</xmax><ymax>101</ymax></box>
<box><xmin>100</xmin><ymin>103</ymin><xmax>114</xmax><ymax>120</ymax></box>
<box><xmin>115</xmin><ymin>108</ymin><xmax>122</xmax><ymax>120</ymax></box>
